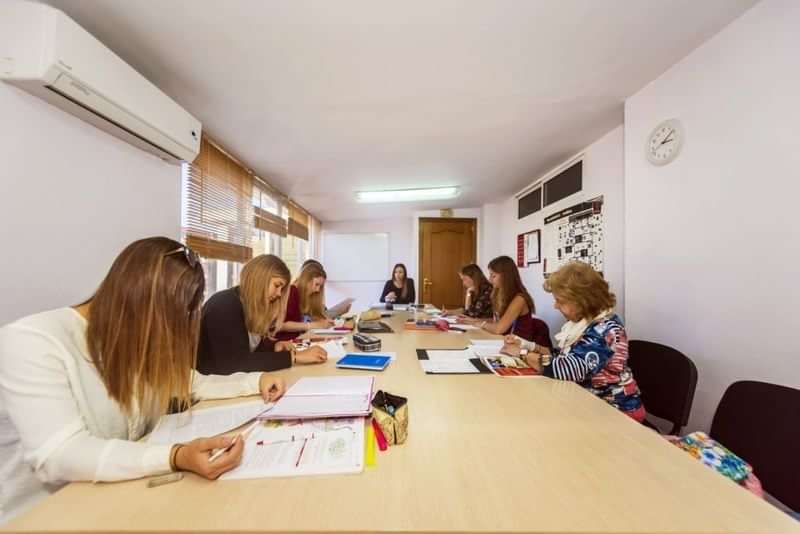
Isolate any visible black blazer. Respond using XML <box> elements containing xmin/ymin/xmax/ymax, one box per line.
<box><xmin>379</xmin><ymin>279</ymin><xmax>416</xmax><ymax>304</ymax></box>
<box><xmin>197</xmin><ymin>287</ymin><xmax>292</xmax><ymax>375</ymax></box>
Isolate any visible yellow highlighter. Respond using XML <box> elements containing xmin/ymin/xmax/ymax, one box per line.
<box><xmin>365</xmin><ymin>423</ymin><xmax>376</xmax><ymax>467</ymax></box>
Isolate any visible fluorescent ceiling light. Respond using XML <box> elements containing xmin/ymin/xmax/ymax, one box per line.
<box><xmin>356</xmin><ymin>186</ymin><xmax>460</xmax><ymax>204</ymax></box>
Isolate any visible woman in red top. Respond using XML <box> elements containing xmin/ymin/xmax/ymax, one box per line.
<box><xmin>463</xmin><ymin>256</ymin><xmax>551</xmax><ymax>348</ymax></box>
<box><xmin>276</xmin><ymin>263</ymin><xmax>333</xmax><ymax>340</ymax></box>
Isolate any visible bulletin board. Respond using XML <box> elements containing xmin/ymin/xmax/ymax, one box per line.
<box><xmin>543</xmin><ymin>198</ymin><xmax>604</xmax><ymax>275</ymax></box>
<box><xmin>516</xmin><ymin>230</ymin><xmax>541</xmax><ymax>267</ymax></box>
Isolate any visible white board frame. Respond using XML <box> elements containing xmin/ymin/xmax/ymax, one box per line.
<box><xmin>321</xmin><ymin>232</ymin><xmax>390</xmax><ymax>282</ymax></box>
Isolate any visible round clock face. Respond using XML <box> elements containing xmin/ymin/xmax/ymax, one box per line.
<box><xmin>646</xmin><ymin>119</ymin><xmax>684</xmax><ymax>166</ymax></box>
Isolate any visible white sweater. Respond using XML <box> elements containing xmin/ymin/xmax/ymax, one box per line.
<box><xmin>0</xmin><ymin>308</ymin><xmax>263</xmax><ymax>524</ymax></box>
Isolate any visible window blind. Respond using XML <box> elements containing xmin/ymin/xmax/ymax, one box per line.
<box><xmin>253</xmin><ymin>179</ymin><xmax>288</xmax><ymax>237</ymax></box>
<box><xmin>287</xmin><ymin>202</ymin><xmax>310</xmax><ymax>241</ymax></box>
<box><xmin>184</xmin><ymin>137</ymin><xmax>254</xmax><ymax>263</ymax></box>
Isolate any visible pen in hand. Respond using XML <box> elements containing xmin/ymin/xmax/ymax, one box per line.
<box><xmin>208</xmin><ymin>420</ymin><xmax>259</xmax><ymax>463</ymax></box>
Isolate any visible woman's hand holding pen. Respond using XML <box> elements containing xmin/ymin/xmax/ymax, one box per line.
<box><xmin>259</xmin><ymin>374</ymin><xmax>286</xmax><ymax>401</ymax></box>
<box><xmin>175</xmin><ymin>436</ymin><xmax>244</xmax><ymax>479</ymax></box>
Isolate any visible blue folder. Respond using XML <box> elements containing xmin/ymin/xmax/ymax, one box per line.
<box><xmin>336</xmin><ymin>354</ymin><xmax>391</xmax><ymax>371</ymax></box>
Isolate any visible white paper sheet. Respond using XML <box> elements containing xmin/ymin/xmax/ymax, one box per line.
<box><xmin>420</xmin><ymin>359</ymin><xmax>480</xmax><ymax>374</ymax></box>
<box><xmin>425</xmin><ymin>349</ymin><xmax>475</xmax><ymax>360</ymax></box>
<box><xmin>320</xmin><ymin>340</ymin><xmax>347</xmax><ymax>360</ymax></box>
<box><xmin>469</xmin><ymin>339</ymin><xmax>504</xmax><ymax>350</ymax></box>
<box><xmin>472</xmin><ymin>346</ymin><xmax>504</xmax><ymax>357</ymax></box>
<box><xmin>310</xmin><ymin>328</ymin><xmax>350</xmax><ymax>335</ymax></box>
<box><xmin>148</xmin><ymin>400</ymin><xmax>269</xmax><ymax>445</ymax></box>
<box><xmin>221</xmin><ymin>417</ymin><xmax>365</xmax><ymax>479</ymax></box>
<box><xmin>286</xmin><ymin>376</ymin><xmax>374</xmax><ymax>396</ymax></box>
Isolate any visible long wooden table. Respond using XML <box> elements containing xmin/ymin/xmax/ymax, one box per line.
<box><xmin>5</xmin><ymin>312</ymin><xmax>799</xmax><ymax>533</ymax></box>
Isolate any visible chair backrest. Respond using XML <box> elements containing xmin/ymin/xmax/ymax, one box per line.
<box><xmin>710</xmin><ymin>381</ymin><xmax>800</xmax><ymax>511</ymax></box>
<box><xmin>627</xmin><ymin>340</ymin><xmax>698</xmax><ymax>435</ymax></box>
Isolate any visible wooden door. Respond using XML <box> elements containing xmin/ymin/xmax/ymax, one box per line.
<box><xmin>418</xmin><ymin>218</ymin><xmax>477</xmax><ymax>307</ymax></box>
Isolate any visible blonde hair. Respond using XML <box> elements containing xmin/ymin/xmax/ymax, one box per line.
<box><xmin>85</xmin><ymin>237</ymin><xmax>204</xmax><ymax>417</ymax></box>
<box><xmin>239</xmin><ymin>254</ymin><xmax>291</xmax><ymax>336</ymax></box>
<box><xmin>543</xmin><ymin>261</ymin><xmax>615</xmax><ymax>320</ymax></box>
<box><xmin>294</xmin><ymin>264</ymin><xmax>327</xmax><ymax>319</ymax></box>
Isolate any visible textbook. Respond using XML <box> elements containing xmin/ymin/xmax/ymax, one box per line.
<box><xmin>336</xmin><ymin>353</ymin><xmax>391</xmax><ymax>371</ymax></box>
<box><xmin>480</xmin><ymin>355</ymin><xmax>540</xmax><ymax>377</ymax></box>
<box><xmin>259</xmin><ymin>376</ymin><xmax>375</xmax><ymax>420</ymax></box>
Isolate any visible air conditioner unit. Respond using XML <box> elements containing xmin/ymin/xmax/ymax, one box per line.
<box><xmin>0</xmin><ymin>1</ymin><xmax>201</xmax><ymax>164</ymax></box>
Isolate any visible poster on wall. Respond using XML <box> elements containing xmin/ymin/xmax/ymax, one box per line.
<box><xmin>516</xmin><ymin>230</ymin><xmax>541</xmax><ymax>267</ymax></box>
<box><xmin>543</xmin><ymin>197</ymin><xmax>604</xmax><ymax>275</ymax></box>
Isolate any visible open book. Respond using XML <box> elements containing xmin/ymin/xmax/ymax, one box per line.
<box><xmin>259</xmin><ymin>376</ymin><xmax>375</xmax><ymax>420</ymax></box>
<box><xmin>480</xmin><ymin>355</ymin><xmax>540</xmax><ymax>377</ymax></box>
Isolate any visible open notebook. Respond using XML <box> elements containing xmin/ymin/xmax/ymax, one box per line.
<box><xmin>259</xmin><ymin>376</ymin><xmax>375</xmax><ymax>420</ymax></box>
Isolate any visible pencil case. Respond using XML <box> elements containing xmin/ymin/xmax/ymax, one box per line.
<box><xmin>371</xmin><ymin>390</ymin><xmax>408</xmax><ymax>445</ymax></box>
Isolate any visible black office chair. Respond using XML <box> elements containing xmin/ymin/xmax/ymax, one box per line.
<box><xmin>627</xmin><ymin>340</ymin><xmax>698</xmax><ymax>435</ymax></box>
<box><xmin>710</xmin><ymin>381</ymin><xmax>800</xmax><ymax>512</ymax></box>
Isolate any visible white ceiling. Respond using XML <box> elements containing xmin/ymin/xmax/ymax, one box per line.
<box><xmin>46</xmin><ymin>0</ymin><xmax>756</xmax><ymax>221</ymax></box>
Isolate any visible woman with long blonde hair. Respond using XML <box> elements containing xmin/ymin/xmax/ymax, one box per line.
<box><xmin>198</xmin><ymin>254</ymin><xmax>327</xmax><ymax>373</ymax></box>
<box><xmin>276</xmin><ymin>263</ymin><xmax>334</xmax><ymax>340</ymax></box>
<box><xmin>0</xmin><ymin>237</ymin><xmax>286</xmax><ymax>521</ymax></box>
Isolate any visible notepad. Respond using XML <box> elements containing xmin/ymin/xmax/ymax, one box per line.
<box><xmin>336</xmin><ymin>354</ymin><xmax>391</xmax><ymax>371</ymax></box>
<box><xmin>469</xmin><ymin>339</ymin><xmax>504</xmax><ymax>350</ymax></box>
<box><xmin>259</xmin><ymin>376</ymin><xmax>375</xmax><ymax>420</ymax></box>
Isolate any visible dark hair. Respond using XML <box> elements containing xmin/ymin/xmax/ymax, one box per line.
<box><xmin>391</xmin><ymin>263</ymin><xmax>409</xmax><ymax>300</ymax></box>
<box><xmin>460</xmin><ymin>263</ymin><xmax>491</xmax><ymax>293</ymax></box>
<box><xmin>487</xmin><ymin>255</ymin><xmax>535</xmax><ymax>316</ymax></box>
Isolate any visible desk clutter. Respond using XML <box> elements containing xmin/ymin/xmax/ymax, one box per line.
<box><xmin>148</xmin><ymin>377</ymin><xmax>409</xmax><ymax>480</ymax></box>
<box><xmin>416</xmin><ymin>339</ymin><xmax>539</xmax><ymax>377</ymax></box>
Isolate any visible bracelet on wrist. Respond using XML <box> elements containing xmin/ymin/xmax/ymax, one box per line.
<box><xmin>169</xmin><ymin>443</ymin><xmax>183</xmax><ymax>472</ymax></box>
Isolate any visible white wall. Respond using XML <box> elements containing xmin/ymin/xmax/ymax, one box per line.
<box><xmin>624</xmin><ymin>0</ymin><xmax>800</xmax><ymax>430</ymax></box>
<box><xmin>483</xmin><ymin>125</ymin><xmax>626</xmax><ymax>336</ymax></box>
<box><xmin>0</xmin><ymin>84</ymin><xmax>181</xmax><ymax>325</ymax></box>
<box><xmin>321</xmin><ymin>217</ymin><xmax>414</xmax><ymax>311</ymax></box>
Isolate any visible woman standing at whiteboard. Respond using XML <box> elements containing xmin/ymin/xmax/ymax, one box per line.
<box><xmin>379</xmin><ymin>263</ymin><xmax>416</xmax><ymax>305</ymax></box>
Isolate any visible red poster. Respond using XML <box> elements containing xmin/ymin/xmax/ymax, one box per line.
<box><xmin>516</xmin><ymin>234</ymin><xmax>525</xmax><ymax>267</ymax></box>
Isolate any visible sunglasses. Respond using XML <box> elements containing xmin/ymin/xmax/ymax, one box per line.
<box><xmin>165</xmin><ymin>245</ymin><xmax>200</xmax><ymax>269</ymax></box>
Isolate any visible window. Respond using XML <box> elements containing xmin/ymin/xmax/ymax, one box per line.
<box><xmin>181</xmin><ymin>136</ymin><xmax>318</xmax><ymax>298</ymax></box>
<box><xmin>518</xmin><ymin>187</ymin><xmax>542</xmax><ymax>219</ymax></box>
<box><xmin>543</xmin><ymin>160</ymin><xmax>582</xmax><ymax>207</ymax></box>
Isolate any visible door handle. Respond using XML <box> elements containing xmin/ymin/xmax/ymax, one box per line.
<box><xmin>423</xmin><ymin>278</ymin><xmax>433</xmax><ymax>287</ymax></box>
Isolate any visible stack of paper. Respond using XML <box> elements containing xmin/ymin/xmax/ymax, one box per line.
<box><xmin>260</xmin><ymin>376</ymin><xmax>375</xmax><ymax>420</ymax></box>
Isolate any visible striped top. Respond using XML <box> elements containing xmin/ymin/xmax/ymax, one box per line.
<box><xmin>541</xmin><ymin>314</ymin><xmax>645</xmax><ymax>420</ymax></box>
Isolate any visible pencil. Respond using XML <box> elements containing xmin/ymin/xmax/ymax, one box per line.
<box><xmin>208</xmin><ymin>420</ymin><xmax>259</xmax><ymax>463</ymax></box>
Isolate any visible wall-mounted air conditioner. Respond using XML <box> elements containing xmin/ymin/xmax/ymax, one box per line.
<box><xmin>0</xmin><ymin>1</ymin><xmax>201</xmax><ymax>164</ymax></box>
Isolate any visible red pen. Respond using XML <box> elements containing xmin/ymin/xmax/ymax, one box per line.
<box><xmin>294</xmin><ymin>438</ymin><xmax>308</xmax><ymax>467</ymax></box>
<box><xmin>371</xmin><ymin>418</ymin><xmax>388</xmax><ymax>451</ymax></box>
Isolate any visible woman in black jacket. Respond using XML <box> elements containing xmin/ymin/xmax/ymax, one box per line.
<box><xmin>379</xmin><ymin>263</ymin><xmax>415</xmax><ymax>304</ymax></box>
<box><xmin>197</xmin><ymin>255</ymin><xmax>327</xmax><ymax>375</ymax></box>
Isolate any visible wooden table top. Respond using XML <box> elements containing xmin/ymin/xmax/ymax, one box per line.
<box><xmin>6</xmin><ymin>312</ymin><xmax>799</xmax><ymax>533</ymax></box>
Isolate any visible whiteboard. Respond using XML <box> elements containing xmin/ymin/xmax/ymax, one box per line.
<box><xmin>322</xmin><ymin>233</ymin><xmax>390</xmax><ymax>281</ymax></box>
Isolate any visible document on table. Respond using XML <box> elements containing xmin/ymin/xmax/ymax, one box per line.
<box><xmin>221</xmin><ymin>417</ymin><xmax>365</xmax><ymax>479</ymax></box>
<box><xmin>148</xmin><ymin>400</ymin><xmax>269</xmax><ymax>445</ymax></box>
<box><xmin>259</xmin><ymin>376</ymin><xmax>375</xmax><ymax>419</ymax></box>
<box><xmin>425</xmin><ymin>349</ymin><xmax>475</xmax><ymax>360</ymax></box>
<box><xmin>320</xmin><ymin>339</ymin><xmax>347</xmax><ymax>360</ymax></box>
<box><xmin>420</xmin><ymin>359</ymin><xmax>480</xmax><ymax>374</ymax></box>
<box><xmin>469</xmin><ymin>339</ymin><xmax>504</xmax><ymax>350</ymax></box>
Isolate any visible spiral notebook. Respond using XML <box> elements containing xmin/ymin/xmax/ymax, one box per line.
<box><xmin>259</xmin><ymin>376</ymin><xmax>375</xmax><ymax>420</ymax></box>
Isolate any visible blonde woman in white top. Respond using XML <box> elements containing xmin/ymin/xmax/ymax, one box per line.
<box><xmin>0</xmin><ymin>237</ymin><xmax>286</xmax><ymax>523</ymax></box>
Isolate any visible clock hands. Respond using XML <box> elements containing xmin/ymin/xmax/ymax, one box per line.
<box><xmin>659</xmin><ymin>129</ymin><xmax>674</xmax><ymax>146</ymax></box>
